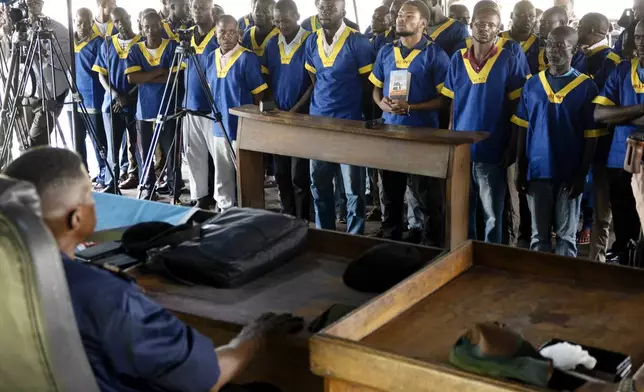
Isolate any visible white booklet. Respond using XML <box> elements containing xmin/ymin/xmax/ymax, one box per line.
<box><xmin>389</xmin><ymin>70</ymin><xmax>411</xmax><ymax>101</ymax></box>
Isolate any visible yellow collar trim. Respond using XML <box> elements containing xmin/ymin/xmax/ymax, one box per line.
<box><xmin>250</xmin><ymin>26</ymin><xmax>280</xmax><ymax>56</ymax></box>
<box><xmin>162</xmin><ymin>21</ymin><xmax>187</xmax><ymax>41</ymax></box>
<box><xmin>631</xmin><ymin>58</ymin><xmax>644</xmax><ymax>93</ymax></box>
<box><xmin>74</xmin><ymin>32</ymin><xmax>99</xmax><ymax>52</ymax></box>
<box><xmin>138</xmin><ymin>39</ymin><xmax>170</xmax><ymax>66</ymax></box>
<box><xmin>310</xmin><ymin>15</ymin><xmax>320</xmax><ymax>31</ymax></box>
<box><xmin>393</xmin><ymin>45</ymin><xmax>424</xmax><ymax>69</ymax></box>
<box><xmin>538</xmin><ymin>48</ymin><xmax>548</xmax><ymax>72</ymax></box>
<box><xmin>111</xmin><ymin>34</ymin><xmax>142</xmax><ymax>59</ymax></box>
<box><xmin>538</xmin><ymin>71</ymin><xmax>588</xmax><ymax>104</ymax></box>
<box><xmin>316</xmin><ymin>27</ymin><xmax>353</xmax><ymax>68</ymax></box>
<box><xmin>279</xmin><ymin>30</ymin><xmax>311</xmax><ymax>64</ymax></box>
<box><xmin>430</xmin><ymin>18</ymin><xmax>455</xmax><ymax>41</ymax></box>
<box><xmin>245</xmin><ymin>16</ymin><xmax>251</xmax><ymax>26</ymax></box>
<box><xmin>215</xmin><ymin>46</ymin><xmax>248</xmax><ymax>77</ymax></box>
<box><xmin>500</xmin><ymin>31</ymin><xmax>537</xmax><ymax>53</ymax></box>
<box><xmin>460</xmin><ymin>47</ymin><xmax>503</xmax><ymax>84</ymax></box>
<box><xmin>466</xmin><ymin>37</ymin><xmax>506</xmax><ymax>50</ymax></box>
<box><xmin>191</xmin><ymin>26</ymin><xmax>217</xmax><ymax>54</ymax></box>
<box><xmin>92</xmin><ymin>21</ymin><xmax>113</xmax><ymax>37</ymax></box>
<box><xmin>587</xmin><ymin>45</ymin><xmax>610</xmax><ymax>57</ymax></box>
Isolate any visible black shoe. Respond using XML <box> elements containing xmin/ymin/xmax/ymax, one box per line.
<box><xmin>139</xmin><ymin>190</ymin><xmax>159</xmax><ymax>201</ymax></box>
<box><xmin>156</xmin><ymin>182</ymin><xmax>171</xmax><ymax>195</ymax></box>
<box><xmin>196</xmin><ymin>196</ymin><xmax>215</xmax><ymax>210</ymax></box>
<box><xmin>404</xmin><ymin>228</ymin><xmax>423</xmax><ymax>244</ymax></box>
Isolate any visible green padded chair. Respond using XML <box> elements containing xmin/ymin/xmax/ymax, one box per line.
<box><xmin>0</xmin><ymin>175</ymin><xmax>99</xmax><ymax>392</ymax></box>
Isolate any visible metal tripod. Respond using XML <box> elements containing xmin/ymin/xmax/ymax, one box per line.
<box><xmin>137</xmin><ymin>32</ymin><xmax>236</xmax><ymax>203</ymax></box>
<box><xmin>0</xmin><ymin>19</ymin><xmax>117</xmax><ymax>192</ymax></box>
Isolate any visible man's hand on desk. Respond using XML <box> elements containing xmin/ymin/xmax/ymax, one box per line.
<box><xmin>233</xmin><ymin>313</ymin><xmax>304</xmax><ymax>347</ymax></box>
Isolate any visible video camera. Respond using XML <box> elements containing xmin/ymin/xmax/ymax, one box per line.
<box><xmin>176</xmin><ymin>28</ymin><xmax>194</xmax><ymax>44</ymax></box>
<box><xmin>1</xmin><ymin>0</ymin><xmax>30</xmax><ymax>33</ymax></box>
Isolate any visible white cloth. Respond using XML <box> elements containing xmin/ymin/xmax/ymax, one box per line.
<box><xmin>279</xmin><ymin>27</ymin><xmax>307</xmax><ymax>56</ymax></box>
<box><xmin>183</xmin><ymin>113</ymin><xmax>215</xmax><ymax>199</ymax></box>
<box><xmin>213</xmin><ymin>136</ymin><xmax>237</xmax><ymax>210</ymax></box>
<box><xmin>219</xmin><ymin>43</ymin><xmax>242</xmax><ymax>69</ymax></box>
<box><xmin>540</xmin><ymin>342</ymin><xmax>597</xmax><ymax>371</ymax></box>
<box><xmin>117</xmin><ymin>37</ymin><xmax>134</xmax><ymax>50</ymax></box>
<box><xmin>144</xmin><ymin>46</ymin><xmax>160</xmax><ymax>58</ymax></box>
<box><xmin>587</xmin><ymin>38</ymin><xmax>609</xmax><ymax>51</ymax></box>
<box><xmin>322</xmin><ymin>21</ymin><xmax>346</xmax><ymax>57</ymax></box>
<box><xmin>94</xmin><ymin>19</ymin><xmax>109</xmax><ymax>36</ymax></box>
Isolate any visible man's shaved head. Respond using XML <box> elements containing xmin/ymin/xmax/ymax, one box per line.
<box><xmin>551</xmin><ymin>25</ymin><xmax>578</xmax><ymax>45</ymax></box>
<box><xmin>539</xmin><ymin>6</ymin><xmax>568</xmax><ymax>38</ymax></box>
<box><xmin>577</xmin><ymin>12</ymin><xmax>611</xmax><ymax>46</ymax></box>
<box><xmin>111</xmin><ymin>6</ymin><xmax>127</xmax><ymax>18</ymax></box>
<box><xmin>512</xmin><ymin>0</ymin><xmax>537</xmax><ymax>34</ymax></box>
<box><xmin>4</xmin><ymin>148</ymin><xmax>92</xmax><ymax>220</ymax></box>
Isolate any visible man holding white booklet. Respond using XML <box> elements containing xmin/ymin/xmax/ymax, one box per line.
<box><xmin>368</xmin><ymin>0</ymin><xmax>450</xmax><ymax>243</ymax></box>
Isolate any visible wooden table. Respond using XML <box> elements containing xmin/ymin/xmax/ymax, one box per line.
<box><xmin>310</xmin><ymin>241</ymin><xmax>644</xmax><ymax>392</ymax></box>
<box><xmin>100</xmin><ymin>228</ymin><xmax>443</xmax><ymax>392</ymax></box>
<box><xmin>230</xmin><ymin>105</ymin><xmax>488</xmax><ymax>250</ymax></box>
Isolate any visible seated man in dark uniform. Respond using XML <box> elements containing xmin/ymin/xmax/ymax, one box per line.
<box><xmin>3</xmin><ymin>147</ymin><xmax>300</xmax><ymax>392</ymax></box>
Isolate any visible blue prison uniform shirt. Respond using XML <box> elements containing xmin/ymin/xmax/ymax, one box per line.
<box><xmin>369</xmin><ymin>38</ymin><xmax>450</xmax><ymax>127</ymax></box>
<box><xmin>161</xmin><ymin>20</ymin><xmax>191</xmax><ymax>42</ymax></box>
<box><xmin>261</xmin><ymin>30</ymin><xmax>312</xmax><ymax>111</ymax></box>
<box><xmin>125</xmin><ymin>39</ymin><xmax>184</xmax><ymax>121</ymax></box>
<box><xmin>91</xmin><ymin>20</ymin><xmax>116</xmax><ymax>38</ymax></box>
<box><xmin>371</xmin><ymin>28</ymin><xmax>395</xmax><ymax>53</ymax></box>
<box><xmin>62</xmin><ymin>254</ymin><xmax>220</xmax><ymax>392</ymax></box>
<box><xmin>75</xmin><ymin>35</ymin><xmax>105</xmax><ymax>111</ymax></box>
<box><xmin>442</xmin><ymin>48</ymin><xmax>528</xmax><ymax>164</ymax></box>
<box><xmin>205</xmin><ymin>46</ymin><xmax>268</xmax><ymax>140</ymax></box>
<box><xmin>92</xmin><ymin>34</ymin><xmax>143</xmax><ymax>114</ymax></box>
<box><xmin>305</xmin><ymin>27</ymin><xmax>376</xmax><ymax>120</ymax></box>
<box><xmin>536</xmin><ymin>48</ymin><xmax>587</xmax><ymax>74</ymax></box>
<box><xmin>241</xmin><ymin>26</ymin><xmax>280</xmax><ymax>57</ymax></box>
<box><xmin>428</xmin><ymin>18</ymin><xmax>470</xmax><ymax>57</ymax></box>
<box><xmin>594</xmin><ymin>58</ymin><xmax>644</xmax><ymax>169</ymax></box>
<box><xmin>454</xmin><ymin>37</ymin><xmax>531</xmax><ymax>77</ymax></box>
<box><xmin>499</xmin><ymin>31</ymin><xmax>540</xmax><ymax>75</ymax></box>
<box><xmin>511</xmin><ymin>69</ymin><xmax>604</xmax><ymax>183</ymax></box>
<box><xmin>238</xmin><ymin>14</ymin><xmax>254</xmax><ymax>33</ymax></box>
<box><xmin>182</xmin><ymin>26</ymin><xmax>219</xmax><ymax>112</ymax></box>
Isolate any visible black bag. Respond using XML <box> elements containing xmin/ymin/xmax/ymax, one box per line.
<box><xmin>626</xmin><ymin>239</ymin><xmax>644</xmax><ymax>269</ymax></box>
<box><xmin>132</xmin><ymin>208</ymin><xmax>309</xmax><ymax>288</ymax></box>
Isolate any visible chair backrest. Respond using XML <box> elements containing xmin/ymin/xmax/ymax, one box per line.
<box><xmin>0</xmin><ymin>176</ymin><xmax>99</xmax><ymax>392</ymax></box>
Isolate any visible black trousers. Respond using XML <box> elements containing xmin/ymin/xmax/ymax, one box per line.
<box><xmin>379</xmin><ymin>170</ymin><xmax>445</xmax><ymax>245</ymax></box>
<box><xmin>274</xmin><ymin>155</ymin><xmax>311</xmax><ymax>220</ymax></box>
<box><xmin>607</xmin><ymin>168</ymin><xmax>641</xmax><ymax>253</ymax></box>
<box><xmin>28</xmin><ymin>90</ymin><xmax>68</xmax><ymax>148</ymax></box>
<box><xmin>136</xmin><ymin>119</ymin><xmax>180</xmax><ymax>195</ymax></box>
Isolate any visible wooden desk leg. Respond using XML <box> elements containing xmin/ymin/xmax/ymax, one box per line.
<box><xmin>237</xmin><ymin>148</ymin><xmax>265</xmax><ymax>209</ymax></box>
<box><xmin>445</xmin><ymin>144</ymin><xmax>471</xmax><ymax>250</ymax></box>
<box><xmin>325</xmin><ymin>378</ymin><xmax>382</xmax><ymax>392</ymax></box>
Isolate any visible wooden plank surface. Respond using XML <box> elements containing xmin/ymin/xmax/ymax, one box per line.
<box><xmin>445</xmin><ymin>144</ymin><xmax>471</xmax><ymax>250</ymax></box>
<box><xmin>236</xmin><ymin>118</ymin><xmax>451</xmax><ymax>179</ymax></box>
<box><xmin>230</xmin><ymin>105</ymin><xmax>488</xmax><ymax>145</ymax></box>
<box><xmin>359</xmin><ymin>263</ymin><xmax>644</xmax><ymax>367</ymax></box>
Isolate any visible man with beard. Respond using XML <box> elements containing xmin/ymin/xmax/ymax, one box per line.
<box><xmin>182</xmin><ymin>0</ymin><xmax>220</xmax><ymax>210</ymax></box>
<box><xmin>241</xmin><ymin>0</ymin><xmax>279</xmax><ymax>57</ymax></box>
<box><xmin>441</xmin><ymin>4</ymin><xmax>528</xmax><ymax>244</ymax></box>
<box><xmin>369</xmin><ymin>0</ymin><xmax>450</xmax><ymax>243</ymax></box>
<box><xmin>126</xmin><ymin>11</ymin><xmax>183</xmax><ymax>201</ymax></box>
<box><xmin>513</xmin><ymin>26</ymin><xmax>600</xmax><ymax>257</ymax></box>
<box><xmin>305</xmin><ymin>0</ymin><xmax>375</xmax><ymax>235</ymax></box>
<box><xmin>500</xmin><ymin>1</ymin><xmax>540</xmax><ymax>75</ymax></box>
<box><xmin>206</xmin><ymin>15</ymin><xmax>267</xmax><ymax>211</ymax></box>
<box><xmin>93</xmin><ymin>7</ymin><xmax>143</xmax><ymax>192</ymax></box>
<box><xmin>577</xmin><ymin>12</ymin><xmax>622</xmax><ymax>262</ymax></box>
<box><xmin>593</xmin><ymin>20</ymin><xmax>644</xmax><ymax>265</ymax></box>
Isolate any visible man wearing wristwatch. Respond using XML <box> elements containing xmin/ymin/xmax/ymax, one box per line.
<box><xmin>369</xmin><ymin>0</ymin><xmax>449</xmax><ymax>243</ymax></box>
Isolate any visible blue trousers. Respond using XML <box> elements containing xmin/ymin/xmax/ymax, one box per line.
<box><xmin>469</xmin><ymin>162</ymin><xmax>506</xmax><ymax>244</ymax></box>
<box><xmin>526</xmin><ymin>179</ymin><xmax>583</xmax><ymax>257</ymax></box>
<box><xmin>311</xmin><ymin>160</ymin><xmax>365</xmax><ymax>234</ymax></box>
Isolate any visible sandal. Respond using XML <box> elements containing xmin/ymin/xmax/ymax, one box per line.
<box><xmin>577</xmin><ymin>229</ymin><xmax>591</xmax><ymax>245</ymax></box>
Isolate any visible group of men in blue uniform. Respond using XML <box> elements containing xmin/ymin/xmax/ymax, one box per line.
<box><xmin>70</xmin><ymin>0</ymin><xmax>644</xmax><ymax>262</ymax></box>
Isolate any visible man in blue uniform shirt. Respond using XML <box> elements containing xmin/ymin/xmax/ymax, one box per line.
<box><xmin>242</xmin><ymin>0</ymin><xmax>279</xmax><ymax>57</ymax></box>
<box><xmin>3</xmin><ymin>147</ymin><xmax>302</xmax><ymax>392</ymax></box>
<box><xmin>126</xmin><ymin>11</ymin><xmax>184</xmax><ymax>200</ymax></box>
<box><xmin>536</xmin><ymin>7</ymin><xmax>570</xmax><ymax>73</ymax></box>
<box><xmin>500</xmin><ymin>1</ymin><xmax>540</xmax><ymax>75</ymax></box>
<box><xmin>594</xmin><ymin>20</ymin><xmax>644</xmax><ymax>265</ymax></box>
<box><xmin>92</xmin><ymin>0</ymin><xmax>116</xmax><ymax>37</ymax></box>
<box><xmin>206</xmin><ymin>15</ymin><xmax>268</xmax><ymax>211</ymax></box>
<box><xmin>301</xmin><ymin>0</ymin><xmax>360</xmax><ymax>32</ymax></box>
<box><xmin>369</xmin><ymin>0</ymin><xmax>450</xmax><ymax>243</ymax></box>
<box><xmin>425</xmin><ymin>0</ymin><xmax>469</xmax><ymax>57</ymax></box>
<box><xmin>161</xmin><ymin>0</ymin><xmax>191</xmax><ymax>41</ymax></box>
<box><xmin>441</xmin><ymin>4</ymin><xmax>528</xmax><ymax>244</ymax></box>
<box><xmin>449</xmin><ymin>3</ymin><xmax>470</xmax><ymax>26</ymax></box>
<box><xmin>577</xmin><ymin>12</ymin><xmax>622</xmax><ymax>263</ymax></box>
<box><xmin>237</xmin><ymin>0</ymin><xmax>256</xmax><ymax>34</ymax></box>
<box><xmin>512</xmin><ymin>26</ymin><xmax>602</xmax><ymax>257</ymax></box>
<box><xmin>305</xmin><ymin>0</ymin><xmax>375</xmax><ymax>235</ymax></box>
<box><xmin>262</xmin><ymin>0</ymin><xmax>313</xmax><ymax>220</ymax></box>
<box><xmin>182</xmin><ymin>0</ymin><xmax>219</xmax><ymax>210</ymax></box>
<box><xmin>74</xmin><ymin>8</ymin><xmax>108</xmax><ymax>192</ymax></box>
<box><xmin>94</xmin><ymin>7</ymin><xmax>143</xmax><ymax>193</ymax></box>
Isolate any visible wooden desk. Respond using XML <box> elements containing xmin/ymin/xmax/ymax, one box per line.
<box><xmin>310</xmin><ymin>241</ymin><xmax>644</xmax><ymax>392</ymax></box>
<box><xmin>230</xmin><ymin>105</ymin><xmax>488</xmax><ymax>250</ymax></box>
<box><xmin>127</xmin><ymin>229</ymin><xmax>443</xmax><ymax>392</ymax></box>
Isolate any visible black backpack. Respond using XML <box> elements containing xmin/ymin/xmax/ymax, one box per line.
<box><xmin>122</xmin><ymin>208</ymin><xmax>309</xmax><ymax>288</ymax></box>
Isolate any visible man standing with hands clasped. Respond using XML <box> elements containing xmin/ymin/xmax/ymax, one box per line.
<box><xmin>369</xmin><ymin>0</ymin><xmax>450</xmax><ymax>244</ymax></box>
<box><xmin>512</xmin><ymin>26</ymin><xmax>602</xmax><ymax>257</ymax></box>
